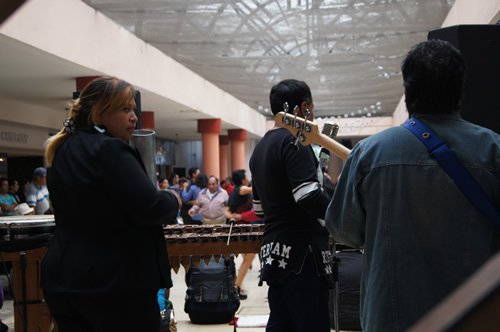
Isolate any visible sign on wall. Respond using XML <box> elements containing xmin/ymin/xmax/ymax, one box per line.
<box><xmin>0</xmin><ymin>122</ymin><xmax>51</xmax><ymax>151</ymax></box>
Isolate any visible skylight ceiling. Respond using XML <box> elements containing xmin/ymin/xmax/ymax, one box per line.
<box><xmin>82</xmin><ymin>0</ymin><xmax>455</xmax><ymax>118</ymax></box>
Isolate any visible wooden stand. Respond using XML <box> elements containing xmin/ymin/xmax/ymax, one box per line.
<box><xmin>0</xmin><ymin>247</ymin><xmax>52</xmax><ymax>332</ymax></box>
<box><xmin>0</xmin><ymin>223</ymin><xmax>263</xmax><ymax>331</ymax></box>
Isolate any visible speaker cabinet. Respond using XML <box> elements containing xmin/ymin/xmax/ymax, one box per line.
<box><xmin>428</xmin><ymin>25</ymin><xmax>500</xmax><ymax>134</ymax></box>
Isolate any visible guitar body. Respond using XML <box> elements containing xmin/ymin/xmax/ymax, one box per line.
<box><xmin>274</xmin><ymin>112</ymin><xmax>351</xmax><ymax>160</ymax></box>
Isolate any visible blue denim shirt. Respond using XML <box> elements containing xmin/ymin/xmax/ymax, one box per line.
<box><xmin>326</xmin><ymin>113</ymin><xmax>500</xmax><ymax>332</ymax></box>
<box><xmin>182</xmin><ymin>184</ymin><xmax>202</xmax><ymax>221</ymax></box>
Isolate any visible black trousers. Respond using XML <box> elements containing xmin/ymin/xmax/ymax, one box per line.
<box><xmin>44</xmin><ymin>290</ymin><xmax>160</xmax><ymax>332</ymax></box>
<box><xmin>266</xmin><ymin>254</ymin><xmax>330</xmax><ymax>332</ymax></box>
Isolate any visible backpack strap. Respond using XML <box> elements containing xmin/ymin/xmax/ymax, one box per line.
<box><xmin>403</xmin><ymin>117</ymin><xmax>500</xmax><ymax>227</ymax></box>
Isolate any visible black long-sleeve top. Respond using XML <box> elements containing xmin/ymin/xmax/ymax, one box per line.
<box><xmin>41</xmin><ymin>125</ymin><xmax>179</xmax><ymax>293</ymax></box>
<box><xmin>249</xmin><ymin>127</ymin><xmax>331</xmax><ymax>285</ymax></box>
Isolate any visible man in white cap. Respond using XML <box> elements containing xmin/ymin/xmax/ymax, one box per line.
<box><xmin>26</xmin><ymin>167</ymin><xmax>51</xmax><ymax>214</ymax></box>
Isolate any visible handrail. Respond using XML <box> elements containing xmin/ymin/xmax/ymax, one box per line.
<box><xmin>409</xmin><ymin>251</ymin><xmax>500</xmax><ymax>331</ymax></box>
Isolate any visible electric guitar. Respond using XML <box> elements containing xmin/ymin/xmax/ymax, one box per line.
<box><xmin>275</xmin><ymin>111</ymin><xmax>351</xmax><ymax>160</ymax></box>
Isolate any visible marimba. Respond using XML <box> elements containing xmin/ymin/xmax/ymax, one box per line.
<box><xmin>164</xmin><ymin>223</ymin><xmax>264</xmax><ymax>272</ymax></box>
<box><xmin>0</xmin><ymin>218</ymin><xmax>263</xmax><ymax>331</ymax></box>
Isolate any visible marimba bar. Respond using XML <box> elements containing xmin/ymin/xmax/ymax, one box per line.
<box><xmin>164</xmin><ymin>223</ymin><xmax>264</xmax><ymax>272</ymax></box>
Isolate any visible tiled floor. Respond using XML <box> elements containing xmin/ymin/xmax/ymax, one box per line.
<box><xmin>0</xmin><ymin>255</ymin><xmax>270</xmax><ymax>332</ymax></box>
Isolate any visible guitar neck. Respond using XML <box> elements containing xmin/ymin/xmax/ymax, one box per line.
<box><xmin>315</xmin><ymin>133</ymin><xmax>351</xmax><ymax>161</ymax></box>
<box><xmin>274</xmin><ymin>111</ymin><xmax>351</xmax><ymax>160</ymax></box>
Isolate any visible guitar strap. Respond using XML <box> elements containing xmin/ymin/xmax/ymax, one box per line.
<box><xmin>403</xmin><ymin>117</ymin><xmax>500</xmax><ymax>227</ymax></box>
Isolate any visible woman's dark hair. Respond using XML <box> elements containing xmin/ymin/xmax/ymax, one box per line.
<box><xmin>402</xmin><ymin>39</ymin><xmax>466</xmax><ymax>115</ymax></box>
<box><xmin>220</xmin><ymin>177</ymin><xmax>232</xmax><ymax>186</ymax></box>
<box><xmin>195</xmin><ymin>173</ymin><xmax>208</xmax><ymax>189</ymax></box>
<box><xmin>231</xmin><ymin>169</ymin><xmax>246</xmax><ymax>186</ymax></box>
<box><xmin>188</xmin><ymin>167</ymin><xmax>199</xmax><ymax>179</ymax></box>
<box><xmin>8</xmin><ymin>179</ymin><xmax>18</xmax><ymax>187</ymax></box>
<box><xmin>269</xmin><ymin>79</ymin><xmax>312</xmax><ymax>115</ymax></box>
<box><xmin>169</xmin><ymin>173</ymin><xmax>179</xmax><ymax>184</ymax></box>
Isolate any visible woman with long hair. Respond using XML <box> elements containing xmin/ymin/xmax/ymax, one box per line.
<box><xmin>42</xmin><ymin>76</ymin><xmax>179</xmax><ymax>331</ymax></box>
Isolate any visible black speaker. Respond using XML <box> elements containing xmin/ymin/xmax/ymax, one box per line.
<box><xmin>428</xmin><ymin>25</ymin><xmax>500</xmax><ymax>134</ymax></box>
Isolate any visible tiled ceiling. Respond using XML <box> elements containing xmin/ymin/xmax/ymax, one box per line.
<box><xmin>82</xmin><ymin>0</ymin><xmax>455</xmax><ymax>119</ymax></box>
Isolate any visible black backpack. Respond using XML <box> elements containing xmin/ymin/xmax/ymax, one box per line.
<box><xmin>184</xmin><ymin>256</ymin><xmax>240</xmax><ymax>324</ymax></box>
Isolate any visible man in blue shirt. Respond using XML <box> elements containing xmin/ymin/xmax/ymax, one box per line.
<box><xmin>26</xmin><ymin>167</ymin><xmax>51</xmax><ymax>215</ymax></box>
<box><xmin>326</xmin><ymin>40</ymin><xmax>500</xmax><ymax>331</ymax></box>
<box><xmin>181</xmin><ymin>168</ymin><xmax>203</xmax><ymax>224</ymax></box>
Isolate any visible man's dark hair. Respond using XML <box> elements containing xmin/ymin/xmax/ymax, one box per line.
<box><xmin>188</xmin><ymin>167</ymin><xmax>199</xmax><ymax>179</ymax></box>
<box><xmin>231</xmin><ymin>169</ymin><xmax>246</xmax><ymax>186</ymax></box>
<box><xmin>269</xmin><ymin>79</ymin><xmax>313</xmax><ymax>115</ymax></box>
<box><xmin>402</xmin><ymin>39</ymin><xmax>466</xmax><ymax>115</ymax></box>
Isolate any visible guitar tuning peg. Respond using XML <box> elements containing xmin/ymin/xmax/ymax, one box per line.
<box><xmin>283</xmin><ymin>102</ymin><xmax>289</xmax><ymax>113</ymax></box>
<box><xmin>282</xmin><ymin>102</ymin><xmax>291</xmax><ymax>125</ymax></box>
<box><xmin>292</xmin><ymin>105</ymin><xmax>302</xmax><ymax>129</ymax></box>
<box><xmin>304</xmin><ymin>108</ymin><xmax>310</xmax><ymax>121</ymax></box>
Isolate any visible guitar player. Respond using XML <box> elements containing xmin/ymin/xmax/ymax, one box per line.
<box><xmin>249</xmin><ymin>79</ymin><xmax>333</xmax><ymax>332</ymax></box>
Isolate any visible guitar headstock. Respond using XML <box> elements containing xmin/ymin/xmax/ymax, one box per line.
<box><xmin>274</xmin><ymin>111</ymin><xmax>321</xmax><ymax>147</ymax></box>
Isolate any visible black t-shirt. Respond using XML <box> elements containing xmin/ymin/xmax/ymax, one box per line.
<box><xmin>249</xmin><ymin>128</ymin><xmax>332</xmax><ymax>284</ymax></box>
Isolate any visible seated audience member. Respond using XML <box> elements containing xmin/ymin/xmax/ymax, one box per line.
<box><xmin>20</xmin><ymin>179</ymin><xmax>30</xmax><ymax>204</ymax></box>
<box><xmin>0</xmin><ymin>177</ymin><xmax>18</xmax><ymax>216</ymax></box>
<box><xmin>26</xmin><ymin>167</ymin><xmax>51</xmax><ymax>214</ymax></box>
<box><xmin>9</xmin><ymin>179</ymin><xmax>22</xmax><ymax>203</ymax></box>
